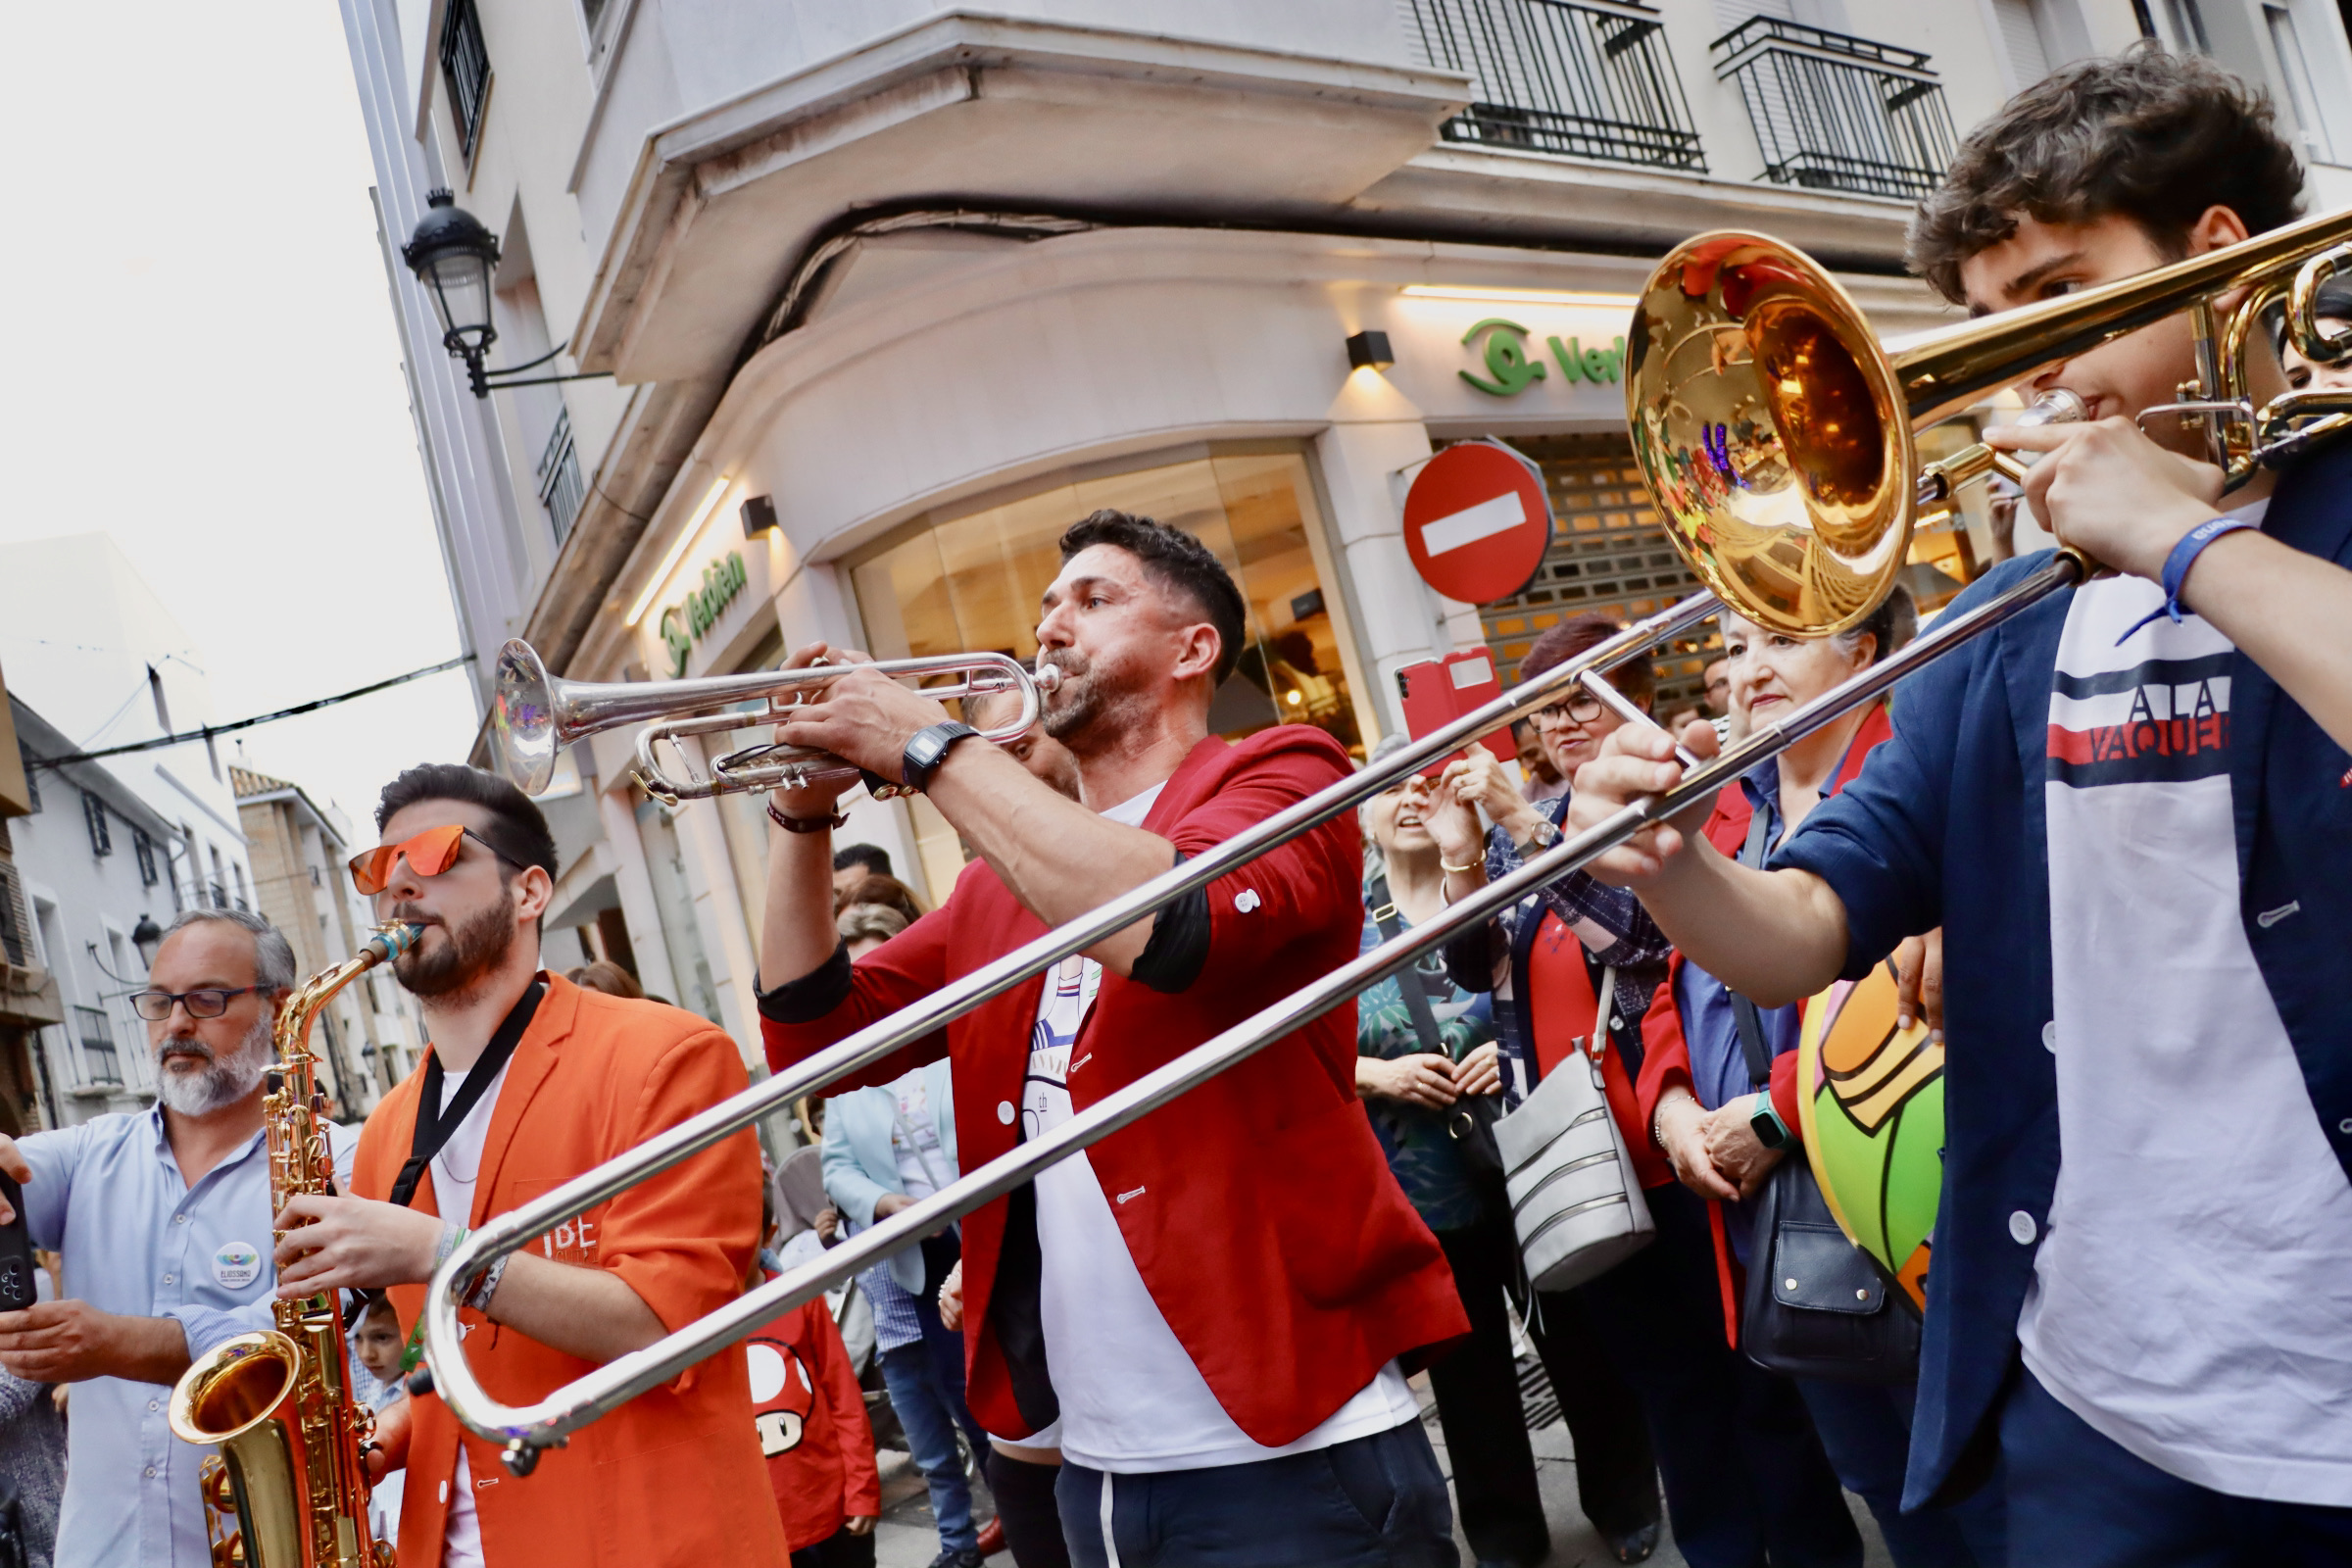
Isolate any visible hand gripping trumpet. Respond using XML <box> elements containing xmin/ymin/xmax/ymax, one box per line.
<box><xmin>488</xmin><ymin>641</ymin><xmax>1056</xmax><ymax>803</ymax></box>
<box><xmin>168</xmin><ymin>922</ymin><xmax>424</xmax><ymax>1568</ymax></box>
<box><xmin>419</xmin><ymin>206</ymin><xmax>2352</xmax><ymax>1474</ymax></box>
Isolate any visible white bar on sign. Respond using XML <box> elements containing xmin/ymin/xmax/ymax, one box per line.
<box><xmin>1420</xmin><ymin>492</ymin><xmax>1525</xmax><ymax>557</ymax></box>
<box><xmin>1450</xmin><ymin>656</ymin><xmax>1494</xmax><ymax>689</ymax></box>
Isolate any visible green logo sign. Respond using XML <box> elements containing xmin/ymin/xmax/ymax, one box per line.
<box><xmin>1457</xmin><ymin>318</ymin><xmax>1626</xmax><ymax>398</ymax></box>
<box><xmin>658</xmin><ymin>551</ymin><xmax>749</xmax><ymax>677</ymax></box>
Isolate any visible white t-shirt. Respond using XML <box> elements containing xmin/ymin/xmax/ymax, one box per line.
<box><xmin>1022</xmin><ymin>783</ymin><xmax>1418</xmax><ymax>1473</ymax></box>
<box><xmin>2025</xmin><ymin>527</ymin><xmax>2352</xmax><ymax>1504</ymax></box>
<box><xmin>429</xmin><ymin>1054</ymin><xmax>513</xmax><ymax>1568</ymax></box>
<box><xmin>890</xmin><ymin>1069</ymin><xmax>956</xmax><ymax>1201</ymax></box>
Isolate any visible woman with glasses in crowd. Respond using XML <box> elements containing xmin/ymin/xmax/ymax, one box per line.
<box><xmin>1632</xmin><ymin>593</ymin><xmax>2002</xmax><ymax>1568</ymax></box>
<box><xmin>1434</xmin><ymin>614</ymin><xmax>1856</xmax><ymax>1568</ymax></box>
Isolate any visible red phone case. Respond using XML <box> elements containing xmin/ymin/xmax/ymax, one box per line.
<box><xmin>1396</xmin><ymin>651</ymin><xmax>1516</xmax><ymax>778</ymax></box>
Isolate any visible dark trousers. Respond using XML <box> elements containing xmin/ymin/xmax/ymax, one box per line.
<box><xmin>1507</xmin><ymin>1273</ymin><xmax>1662</xmax><ymax>1544</ymax></box>
<box><xmin>2003</xmin><ymin>1366</ymin><xmax>2352</xmax><ymax>1567</ymax></box>
<box><xmin>791</xmin><ymin>1524</ymin><xmax>880</xmax><ymax>1568</ymax></box>
<box><xmin>1056</xmin><ymin>1421</ymin><xmax>1456</xmax><ymax>1568</ymax></box>
<box><xmin>990</xmin><ymin>1448</ymin><xmax>1073</xmax><ymax>1568</ymax></box>
<box><xmin>1796</xmin><ymin>1379</ymin><xmax>2002</xmax><ymax>1568</ymax></box>
<box><xmin>1567</xmin><ymin>1181</ymin><xmax>1861</xmax><ymax>1568</ymax></box>
<box><xmin>1428</xmin><ymin>1217</ymin><xmax>1552</xmax><ymax>1566</ymax></box>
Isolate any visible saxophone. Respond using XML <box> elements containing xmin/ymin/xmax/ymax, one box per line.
<box><xmin>167</xmin><ymin>922</ymin><xmax>423</xmax><ymax>1568</ymax></box>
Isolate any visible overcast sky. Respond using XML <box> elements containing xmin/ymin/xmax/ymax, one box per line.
<box><xmin>0</xmin><ymin>2</ymin><xmax>478</xmax><ymax>838</ymax></box>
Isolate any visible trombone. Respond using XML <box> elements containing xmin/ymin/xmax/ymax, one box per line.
<box><xmin>422</xmin><ymin>205</ymin><xmax>2352</xmax><ymax>1476</ymax></box>
<box><xmin>488</xmin><ymin>641</ymin><xmax>1057</xmax><ymax>804</ymax></box>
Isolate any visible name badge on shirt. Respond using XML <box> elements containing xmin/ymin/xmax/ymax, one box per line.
<box><xmin>213</xmin><ymin>1242</ymin><xmax>263</xmax><ymax>1290</ymax></box>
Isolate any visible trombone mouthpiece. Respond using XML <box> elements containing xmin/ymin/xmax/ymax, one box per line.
<box><xmin>2020</xmin><ymin>388</ymin><xmax>2088</xmax><ymax>427</ymax></box>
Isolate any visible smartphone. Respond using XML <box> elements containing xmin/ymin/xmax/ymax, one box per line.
<box><xmin>0</xmin><ymin>1177</ymin><xmax>34</xmax><ymax>1311</ymax></box>
<box><xmin>1396</xmin><ymin>652</ymin><xmax>1516</xmax><ymax>780</ymax></box>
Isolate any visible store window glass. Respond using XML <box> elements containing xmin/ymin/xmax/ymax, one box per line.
<box><xmin>851</xmin><ymin>451</ymin><xmax>1365</xmax><ymax>755</ymax></box>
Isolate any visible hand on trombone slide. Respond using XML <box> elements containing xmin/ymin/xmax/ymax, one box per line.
<box><xmin>1984</xmin><ymin>413</ymin><xmax>2229</xmax><ymax>580</ymax></box>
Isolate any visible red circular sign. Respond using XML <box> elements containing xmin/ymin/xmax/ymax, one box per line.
<box><xmin>1401</xmin><ymin>442</ymin><xmax>1553</xmax><ymax>604</ymax></box>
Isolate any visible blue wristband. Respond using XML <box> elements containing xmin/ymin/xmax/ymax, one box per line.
<box><xmin>2115</xmin><ymin>515</ymin><xmax>2259</xmax><ymax>645</ymax></box>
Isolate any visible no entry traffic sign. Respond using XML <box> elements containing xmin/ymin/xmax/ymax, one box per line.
<box><xmin>1401</xmin><ymin>441</ymin><xmax>1553</xmax><ymax>605</ymax></box>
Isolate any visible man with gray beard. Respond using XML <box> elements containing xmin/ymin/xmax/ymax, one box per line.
<box><xmin>0</xmin><ymin>907</ymin><xmax>353</xmax><ymax>1568</ymax></box>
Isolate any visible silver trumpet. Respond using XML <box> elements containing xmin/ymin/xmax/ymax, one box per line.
<box><xmin>488</xmin><ymin>640</ymin><xmax>1059</xmax><ymax>803</ymax></box>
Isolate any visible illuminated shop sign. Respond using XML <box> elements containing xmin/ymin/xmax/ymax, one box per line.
<box><xmin>657</xmin><ymin>551</ymin><xmax>748</xmax><ymax>677</ymax></box>
<box><xmin>1457</xmin><ymin>318</ymin><xmax>1627</xmax><ymax>398</ymax></box>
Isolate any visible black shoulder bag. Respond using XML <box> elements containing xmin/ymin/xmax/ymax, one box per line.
<box><xmin>1369</xmin><ymin>875</ymin><xmax>1502</xmax><ymax>1178</ymax></box>
<box><xmin>1728</xmin><ymin>809</ymin><xmax>1920</xmax><ymax>1384</ymax></box>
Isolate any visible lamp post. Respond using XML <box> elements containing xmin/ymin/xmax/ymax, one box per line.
<box><xmin>400</xmin><ymin>189</ymin><xmax>610</xmax><ymax>399</ymax></box>
<box><xmin>131</xmin><ymin>915</ymin><xmax>164</xmax><ymax>972</ymax></box>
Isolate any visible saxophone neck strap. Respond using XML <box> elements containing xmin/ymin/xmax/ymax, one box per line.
<box><xmin>389</xmin><ymin>979</ymin><xmax>545</xmax><ymax>1210</ymax></box>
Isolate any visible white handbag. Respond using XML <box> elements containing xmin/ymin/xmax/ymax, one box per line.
<box><xmin>1494</xmin><ymin>966</ymin><xmax>1655</xmax><ymax>1292</ymax></box>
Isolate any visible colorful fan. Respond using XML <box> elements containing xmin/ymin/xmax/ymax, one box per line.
<box><xmin>1794</xmin><ymin>959</ymin><xmax>1944</xmax><ymax>1313</ymax></box>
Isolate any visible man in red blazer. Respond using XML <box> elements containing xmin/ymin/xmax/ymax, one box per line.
<box><xmin>758</xmin><ymin>511</ymin><xmax>1468</xmax><ymax>1568</ymax></box>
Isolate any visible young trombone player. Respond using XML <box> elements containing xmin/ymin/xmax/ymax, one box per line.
<box><xmin>1570</xmin><ymin>48</ymin><xmax>2352</xmax><ymax>1563</ymax></box>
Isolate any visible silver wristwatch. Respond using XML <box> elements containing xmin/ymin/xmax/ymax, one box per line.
<box><xmin>1518</xmin><ymin>816</ymin><xmax>1561</xmax><ymax>851</ymax></box>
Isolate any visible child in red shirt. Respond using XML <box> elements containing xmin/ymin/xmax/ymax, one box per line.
<box><xmin>750</xmin><ymin>1275</ymin><xmax>882</xmax><ymax>1566</ymax></box>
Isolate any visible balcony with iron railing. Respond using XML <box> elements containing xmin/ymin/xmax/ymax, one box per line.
<box><xmin>1404</xmin><ymin>0</ymin><xmax>1706</xmax><ymax>172</ymax></box>
<box><xmin>1711</xmin><ymin>17</ymin><xmax>1956</xmax><ymax>201</ymax></box>
<box><xmin>537</xmin><ymin>408</ymin><xmax>585</xmax><ymax>545</ymax></box>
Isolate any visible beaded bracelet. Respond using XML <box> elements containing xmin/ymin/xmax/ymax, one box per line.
<box><xmin>2115</xmin><ymin>516</ymin><xmax>2258</xmax><ymax>645</ymax></box>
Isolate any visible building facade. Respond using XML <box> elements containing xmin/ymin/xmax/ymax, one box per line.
<box><xmin>5</xmin><ymin>695</ymin><xmax>186</xmax><ymax>1128</ymax></box>
<box><xmin>232</xmin><ymin>765</ymin><xmax>427</xmax><ymax>1116</ymax></box>
<box><xmin>0</xmin><ymin>671</ymin><xmax>65</xmax><ymax>1136</ymax></box>
<box><xmin>342</xmin><ymin>0</ymin><xmax>2352</xmax><ymax>1067</ymax></box>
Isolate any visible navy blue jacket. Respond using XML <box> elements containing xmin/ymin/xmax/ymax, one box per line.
<box><xmin>1775</xmin><ymin>435</ymin><xmax>2352</xmax><ymax>1509</ymax></box>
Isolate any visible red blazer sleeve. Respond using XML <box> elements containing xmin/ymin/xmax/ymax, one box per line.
<box><xmin>1635</xmin><ymin>952</ymin><xmax>1692</xmax><ymax>1137</ymax></box>
<box><xmin>1769</xmin><ymin>1049</ymin><xmax>1802</xmax><ymax>1138</ymax></box>
<box><xmin>808</xmin><ymin>1305</ymin><xmax>879</xmax><ymax>1518</ymax></box>
<box><xmin>760</xmin><ymin>900</ymin><xmax>955</xmax><ymax>1085</ymax></box>
<box><xmin>1161</xmin><ymin>741</ymin><xmax>1354</xmax><ymax>998</ymax></box>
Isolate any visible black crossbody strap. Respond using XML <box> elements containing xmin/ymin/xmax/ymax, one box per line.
<box><xmin>1728</xmin><ymin>805</ymin><xmax>1777</xmax><ymax>1089</ymax></box>
<box><xmin>1369</xmin><ymin>874</ymin><xmax>1447</xmax><ymax>1058</ymax></box>
<box><xmin>389</xmin><ymin>980</ymin><xmax>545</xmax><ymax>1209</ymax></box>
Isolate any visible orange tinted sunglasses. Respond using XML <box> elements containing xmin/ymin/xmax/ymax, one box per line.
<box><xmin>348</xmin><ymin>825</ymin><xmax>519</xmax><ymax>896</ymax></box>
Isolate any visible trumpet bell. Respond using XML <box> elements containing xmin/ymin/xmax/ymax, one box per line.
<box><xmin>491</xmin><ymin>641</ymin><xmax>562</xmax><ymax>798</ymax></box>
<box><xmin>1627</xmin><ymin>232</ymin><xmax>1915</xmax><ymax>637</ymax></box>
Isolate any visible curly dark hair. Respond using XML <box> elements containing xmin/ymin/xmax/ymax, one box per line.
<box><xmin>1059</xmin><ymin>510</ymin><xmax>1249</xmax><ymax>685</ymax></box>
<box><xmin>1908</xmin><ymin>45</ymin><xmax>2303</xmax><ymax>304</ymax></box>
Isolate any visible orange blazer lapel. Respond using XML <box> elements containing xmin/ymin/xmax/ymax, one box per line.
<box><xmin>464</xmin><ymin>971</ymin><xmax>576</xmax><ymax>1225</ymax></box>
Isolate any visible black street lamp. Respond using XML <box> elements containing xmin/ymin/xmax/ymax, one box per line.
<box><xmin>400</xmin><ymin>189</ymin><xmax>610</xmax><ymax>400</ymax></box>
<box><xmin>131</xmin><ymin>915</ymin><xmax>164</xmax><ymax>971</ymax></box>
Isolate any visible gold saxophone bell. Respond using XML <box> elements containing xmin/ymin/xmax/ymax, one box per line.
<box><xmin>170</xmin><ymin>1333</ymin><xmax>309</xmax><ymax>1568</ymax></box>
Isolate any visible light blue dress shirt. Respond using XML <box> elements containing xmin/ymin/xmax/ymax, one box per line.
<box><xmin>18</xmin><ymin>1104</ymin><xmax>354</xmax><ymax>1568</ymax></box>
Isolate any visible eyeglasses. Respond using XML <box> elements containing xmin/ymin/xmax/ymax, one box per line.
<box><xmin>131</xmin><ymin>986</ymin><xmax>267</xmax><ymax>1022</ymax></box>
<box><xmin>347</xmin><ymin>824</ymin><xmax>521</xmax><ymax>896</ymax></box>
<box><xmin>1531</xmin><ymin>695</ymin><xmax>1605</xmax><ymax>726</ymax></box>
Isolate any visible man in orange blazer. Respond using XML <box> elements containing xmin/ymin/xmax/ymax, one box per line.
<box><xmin>270</xmin><ymin>762</ymin><xmax>785</xmax><ymax>1568</ymax></box>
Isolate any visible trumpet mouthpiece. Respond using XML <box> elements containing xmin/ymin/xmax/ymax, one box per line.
<box><xmin>1035</xmin><ymin>663</ymin><xmax>1062</xmax><ymax>693</ymax></box>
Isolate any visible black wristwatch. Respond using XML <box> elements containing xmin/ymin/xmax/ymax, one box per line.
<box><xmin>902</xmin><ymin>721</ymin><xmax>980</xmax><ymax>794</ymax></box>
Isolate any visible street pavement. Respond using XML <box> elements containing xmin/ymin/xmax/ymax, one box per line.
<box><xmin>865</xmin><ymin>1371</ymin><xmax>1897</xmax><ymax>1567</ymax></box>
